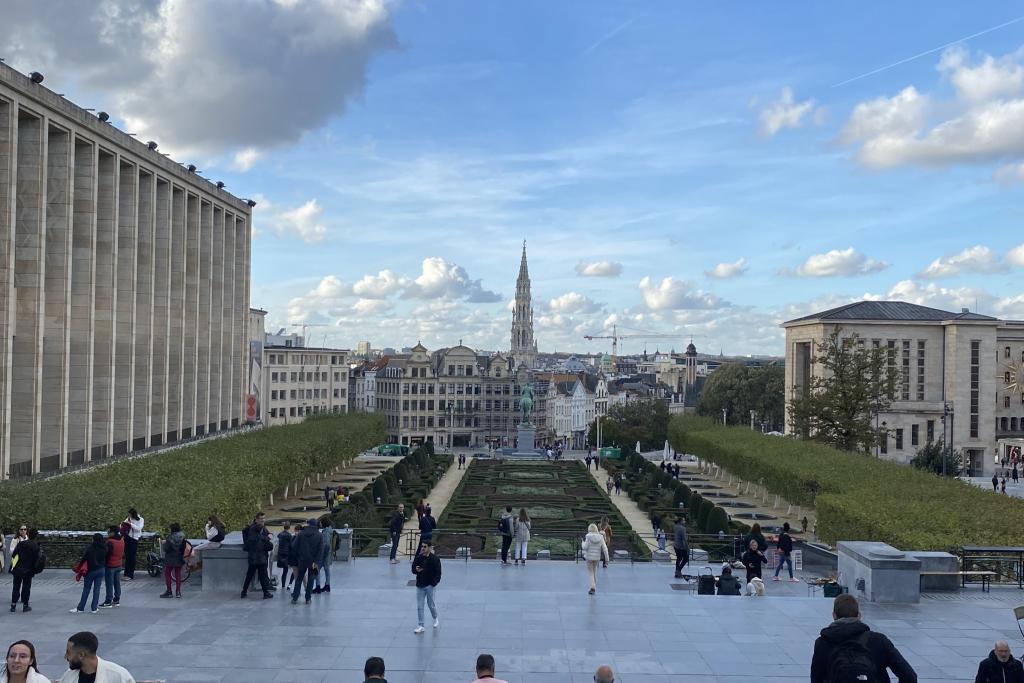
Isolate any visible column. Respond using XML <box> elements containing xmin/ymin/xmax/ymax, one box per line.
<box><xmin>11</xmin><ymin>108</ymin><xmax>44</xmax><ymax>476</ymax></box>
<box><xmin>181</xmin><ymin>193</ymin><xmax>199</xmax><ymax>437</ymax></box>
<box><xmin>90</xmin><ymin>150</ymin><xmax>116</xmax><ymax>460</ymax></box>
<box><xmin>166</xmin><ymin>186</ymin><xmax>185</xmax><ymax>442</ymax></box>
<box><xmin>233</xmin><ymin>214</ymin><xmax>246</xmax><ymax>426</ymax></box>
<box><xmin>67</xmin><ymin>138</ymin><xmax>96</xmax><ymax>465</ymax></box>
<box><xmin>112</xmin><ymin>159</ymin><xmax>136</xmax><ymax>454</ymax></box>
<box><xmin>149</xmin><ymin>178</ymin><xmax>171</xmax><ymax>445</ymax></box>
<box><xmin>196</xmin><ymin>200</ymin><xmax>212</xmax><ymax>434</ymax></box>
<box><xmin>220</xmin><ymin>211</ymin><xmax>235</xmax><ymax>429</ymax></box>
<box><xmin>209</xmin><ymin>206</ymin><xmax>224</xmax><ymax>432</ymax></box>
<box><xmin>132</xmin><ymin>170</ymin><xmax>155</xmax><ymax>450</ymax></box>
<box><xmin>40</xmin><ymin>123</ymin><xmax>72</xmax><ymax>471</ymax></box>
<box><xmin>0</xmin><ymin>97</ymin><xmax>13</xmax><ymax>477</ymax></box>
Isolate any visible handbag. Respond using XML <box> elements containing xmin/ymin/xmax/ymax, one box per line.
<box><xmin>72</xmin><ymin>559</ymin><xmax>88</xmax><ymax>582</ymax></box>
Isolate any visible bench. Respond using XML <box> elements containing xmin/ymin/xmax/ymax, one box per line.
<box><xmin>920</xmin><ymin>570</ymin><xmax>996</xmax><ymax>593</ymax></box>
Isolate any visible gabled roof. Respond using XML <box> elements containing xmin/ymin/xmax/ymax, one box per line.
<box><xmin>785</xmin><ymin>300</ymin><xmax>998</xmax><ymax>325</ymax></box>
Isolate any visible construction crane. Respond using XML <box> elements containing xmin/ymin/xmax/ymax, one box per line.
<box><xmin>290</xmin><ymin>322</ymin><xmax>326</xmax><ymax>346</ymax></box>
<box><xmin>583</xmin><ymin>324</ymin><xmax>678</xmax><ymax>359</ymax></box>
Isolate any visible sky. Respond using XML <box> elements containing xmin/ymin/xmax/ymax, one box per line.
<box><xmin>4</xmin><ymin>1</ymin><xmax>1024</xmax><ymax>356</ymax></box>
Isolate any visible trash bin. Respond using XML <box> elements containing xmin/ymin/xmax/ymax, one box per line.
<box><xmin>335</xmin><ymin>527</ymin><xmax>353</xmax><ymax>562</ymax></box>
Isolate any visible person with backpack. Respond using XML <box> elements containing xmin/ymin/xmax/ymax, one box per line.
<box><xmin>99</xmin><ymin>526</ymin><xmax>124</xmax><ymax>609</ymax></box>
<box><xmin>581</xmin><ymin>523</ymin><xmax>609</xmax><ymax>595</ymax></box>
<box><xmin>291</xmin><ymin>518</ymin><xmax>323</xmax><ymax>605</ymax></box>
<box><xmin>672</xmin><ymin>516</ymin><xmax>689</xmax><ymax>579</ymax></box>
<box><xmin>160</xmin><ymin>523</ymin><xmax>188</xmax><ymax>599</ymax></box>
<box><xmin>71</xmin><ymin>534</ymin><xmax>107</xmax><ymax>614</ymax></box>
<box><xmin>9</xmin><ymin>529</ymin><xmax>41</xmax><ymax>613</ymax></box>
<box><xmin>772</xmin><ymin>522</ymin><xmax>799</xmax><ymax>582</ymax></box>
<box><xmin>277</xmin><ymin>524</ymin><xmax>294</xmax><ymax>589</ymax></box>
<box><xmin>810</xmin><ymin>594</ymin><xmax>917</xmax><ymax>683</ymax></box>
<box><xmin>975</xmin><ymin>641</ymin><xmax>1024</xmax><ymax>683</ymax></box>
<box><xmin>419</xmin><ymin>507</ymin><xmax>437</xmax><ymax>544</ymax></box>
<box><xmin>120</xmin><ymin>508</ymin><xmax>144</xmax><ymax>581</ymax></box>
<box><xmin>498</xmin><ymin>506</ymin><xmax>515</xmax><ymax>565</ymax></box>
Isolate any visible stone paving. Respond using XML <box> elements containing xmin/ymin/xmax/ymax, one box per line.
<box><xmin>1</xmin><ymin>558</ymin><xmax>1008</xmax><ymax>682</ymax></box>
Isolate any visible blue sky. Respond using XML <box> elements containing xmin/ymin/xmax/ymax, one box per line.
<box><xmin>4</xmin><ymin>2</ymin><xmax>1024</xmax><ymax>355</ymax></box>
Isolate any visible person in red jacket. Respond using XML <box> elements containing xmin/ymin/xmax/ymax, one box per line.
<box><xmin>100</xmin><ymin>526</ymin><xmax>125</xmax><ymax>608</ymax></box>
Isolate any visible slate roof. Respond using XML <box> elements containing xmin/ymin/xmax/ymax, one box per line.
<box><xmin>785</xmin><ymin>300</ymin><xmax>998</xmax><ymax>324</ymax></box>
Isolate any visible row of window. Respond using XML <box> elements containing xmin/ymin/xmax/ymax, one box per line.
<box><xmin>998</xmin><ymin>417</ymin><xmax>1024</xmax><ymax>432</ymax></box>
<box><xmin>267</xmin><ymin>353</ymin><xmax>345</xmax><ymax>365</ymax></box>
<box><xmin>396</xmin><ymin>399</ymin><xmax>515</xmax><ymax>412</ymax></box>
<box><xmin>270</xmin><ymin>388</ymin><xmax>345</xmax><ymax>400</ymax></box>
<box><xmin>268</xmin><ymin>404</ymin><xmax>343</xmax><ymax>418</ymax></box>
<box><xmin>1003</xmin><ymin>347</ymin><xmax>1024</xmax><ymax>361</ymax></box>
<box><xmin>270</xmin><ymin>371</ymin><xmax>342</xmax><ymax>383</ymax></box>
<box><xmin>880</xmin><ymin>420</ymin><xmax>937</xmax><ymax>454</ymax></box>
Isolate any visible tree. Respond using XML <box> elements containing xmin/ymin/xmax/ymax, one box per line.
<box><xmin>697</xmin><ymin>364</ymin><xmax>785</xmax><ymax>429</ymax></box>
<box><xmin>787</xmin><ymin>329</ymin><xmax>897</xmax><ymax>453</ymax></box>
<box><xmin>910</xmin><ymin>441</ymin><xmax>963</xmax><ymax>477</ymax></box>
<box><xmin>587</xmin><ymin>399</ymin><xmax>669</xmax><ymax>452</ymax></box>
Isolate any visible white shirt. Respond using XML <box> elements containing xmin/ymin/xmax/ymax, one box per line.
<box><xmin>58</xmin><ymin>657</ymin><xmax>136</xmax><ymax>683</ymax></box>
<box><xmin>1</xmin><ymin>667</ymin><xmax>51</xmax><ymax>683</ymax></box>
<box><xmin>125</xmin><ymin>516</ymin><xmax>144</xmax><ymax>540</ymax></box>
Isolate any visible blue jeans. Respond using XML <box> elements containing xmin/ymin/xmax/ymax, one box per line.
<box><xmin>315</xmin><ymin>562</ymin><xmax>331</xmax><ymax>588</ymax></box>
<box><xmin>774</xmin><ymin>553</ymin><xmax>793</xmax><ymax>578</ymax></box>
<box><xmin>77</xmin><ymin>569</ymin><xmax>103</xmax><ymax>611</ymax></box>
<box><xmin>104</xmin><ymin>567</ymin><xmax>122</xmax><ymax>604</ymax></box>
<box><xmin>416</xmin><ymin>585</ymin><xmax>437</xmax><ymax>626</ymax></box>
<box><xmin>291</xmin><ymin>563</ymin><xmax>315</xmax><ymax>602</ymax></box>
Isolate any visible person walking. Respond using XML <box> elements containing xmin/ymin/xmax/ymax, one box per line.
<box><xmin>581</xmin><ymin>523</ymin><xmax>609</xmax><ymax>595</ymax></box>
<box><xmin>120</xmin><ymin>508</ymin><xmax>144</xmax><ymax>581</ymax></box>
<box><xmin>388</xmin><ymin>504</ymin><xmax>405</xmax><ymax>564</ymax></box>
<box><xmin>993</xmin><ymin>473</ymin><xmax>999</xmax><ymax>491</ymax></box>
<box><xmin>672</xmin><ymin>516</ymin><xmax>688</xmax><ymax>579</ymax></box>
<box><xmin>498</xmin><ymin>506</ymin><xmax>515</xmax><ymax>565</ymax></box>
<box><xmin>324</xmin><ymin>485</ymin><xmax>335</xmax><ymax>511</ymax></box>
<box><xmin>1002</xmin><ymin>477</ymin><xmax>1008</xmax><ymax>495</ymax></box>
<box><xmin>58</xmin><ymin>631</ymin><xmax>135</xmax><ymax>683</ymax></box>
<box><xmin>513</xmin><ymin>508</ymin><xmax>531</xmax><ymax>565</ymax></box>
<box><xmin>810</xmin><ymin>594</ymin><xmax>917</xmax><ymax>683</ymax></box>
<box><xmin>9</xmin><ymin>529</ymin><xmax>40</xmax><ymax>614</ymax></box>
<box><xmin>3</xmin><ymin>640</ymin><xmax>50</xmax><ymax>683</ymax></box>
<box><xmin>159</xmin><ymin>523</ymin><xmax>187</xmax><ymax>599</ymax></box>
<box><xmin>975</xmin><ymin>641</ymin><xmax>1024</xmax><ymax>683</ymax></box>
<box><xmin>363</xmin><ymin>656</ymin><xmax>387</xmax><ymax>682</ymax></box>
<box><xmin>772</xmin><ymin>522</ymin><xmax>798</xmax><ymax>582</ymax></box>
<box><xmin>471</xmin><ymin>654</ymin><xmax>509</xmax><ymax>683</ymax></box>
<box><xmin>651</xmin><ymin>512</ymin><xmax>662</xmax><ymax>535</ymax></box>
<box><xmin>599</xmin><ymin>517</ymin><xmax>613</xmax><ymax>564</ymax></box>
<box><xmin>276</xmin><ymin>524</ymin><xmax>294</xmax><ymax>589</ymax></box>
<box><xmin>419</xmin><ymin>507</ymin><xmax>437</xmax><ymax>544</ymax></box>
<box><xmin>613</xmin><ymin>475</ymin><xmax>622</xmax><ymax>496</ymax></box>
<box><xmin>412</xmin><ymin>540</ymin><xmax>441</xmax><ymax>634</ymax></box>
<box><xmin>313</xmin><ymin>518</ymin><xmax>334</xmax><ymax>594</ymax></box>
<box><xmin>241</xmin><ymin>516</ymin><xmax>274</xmax><ymax>600</ymax></box>
<box><xmin>1014</xmin><ymin>465</ymin><xmax>1020</xmax><ymax>485</ymax></box>
<box><xmin>605</xmin><ymin>477</ymin><xmax>613</xmax><ymax>495</ymax></box>
<box><xmin>291</xmin><ymin>518</ymin><xmax>323</xmax><ymax>605</ymax></box>
<box><xmin>99</xmin><ymin>526</ymin><xmax>124</xmax><ymax>609</ymax></box>
<box><xmin>741</xmin><ymin>538</ymin><xmax>767</xmax><ymax>590</ymax></box>
<box><xmin>71</xmin><ymin>534</ymin><xmax>107</xmax><ymax>614</ymax></box>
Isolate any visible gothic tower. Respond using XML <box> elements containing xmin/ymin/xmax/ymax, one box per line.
<box><xmin>510</xmin><ymin>241</ymin><xmax>538</xmax><ymax>368</ymax></box>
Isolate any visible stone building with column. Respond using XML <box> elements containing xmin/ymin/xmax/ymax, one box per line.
<box><xmin>0</xmin><ymin>64</ymin><xmax>252</xmax><ymax>478</ymax></box>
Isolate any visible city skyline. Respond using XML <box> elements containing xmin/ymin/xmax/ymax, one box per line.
<box><xmin>4</xmin><ymin>2</ymin><xmax>1024</xmax><ymax>355</ymax></box>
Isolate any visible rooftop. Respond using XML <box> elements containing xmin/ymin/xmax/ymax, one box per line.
<box><xmin>784</xmin><ymin>300</ymin><xmax>999</xmax><ymax>325</ymax></box>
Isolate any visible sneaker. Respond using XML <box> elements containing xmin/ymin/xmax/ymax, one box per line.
<box><xmin>99</xmin><ymin>603</ymin><xmax>115</xmax><ymax>609</ymax></box>
<box><xmin>112</xmin><ymin>602</ymin><xmax>119</xmax><ymax>608</ymax></box>
<box><xmin>390</xmin><ymin>559</ymin><xmax>400</xmax><ymax>564</ymax></box>
<box><xmin>291</xmin><ymin>598</ymin><xmax>298</xmax><ymax>605</ymax></box>
<box><xmin>70</xmin><ymin>608</ymin><xmax>83</xmax><ymax>613</ymax></box>
<box><xmin>240</xmin><ymin>592</ymin><xmax>247</xmax><ymax>599</ymax></box>
<box><xmin>159</xmin><ymin>592</ymin><xmax>173</xmax><ymax>599</ymax></box>
<box><xmin>312</xmin><ymin>587</ymin><xmax>322</xmax><ymax>594</ymax></box>
<box><xmin>90</xmin><ymin>609</ymin><xmax>98</xmax><ymax>614</ymax></box>
<box><xmin>323</xmin><ymin>584</ymin><xmax>330</xmax><ymax>593</ymax></box>
<box><xmin>588</xmin><ymin>588</ymin><xmax>595</xmax><ymax>595</ymax></box>
<box><xmin>790</xmin><ymin>577</ymin><xmax>800</xmax><ymax>583</ymax></box>
<box><xmin>433</xmin><ymin>618</ymin><xmax>439</xmax><ymax>628</ymax></box>
<box><xmin>9</xmin><ymin>604</ymin><xmax>15</xmax><ymax>613</ymax></box>
<box><xmin>175</xmin><ymin>593</ymin><xmax>182</xmax><ymax>599</ymax></box>
<box><xmin>305</xmin><ymin>598</ymin><xmax>311</xmax><ymax>605</ymax></box>
<box><xmin>263</xmin><ymin>593</ymin><xmax>273</xmax><ymax>599</ymax></box>
<box><xmin>772</xmin><ymin>576</ymin><xmax>781</xmax><ymax>581</ymax></box>
<box><xmin>122</xmin><ymin>576</ymin><xmax>133</xmax><ymax>581</ymax></box>
<box><xmin>414</xmin><ymin>626</ymin><xmax>425</xmax><ymax>634</ymax></box>
<box><xmin>21</xmin><ymin>605</ymin><xmax>31</xmax><ymax>613</ymax></box>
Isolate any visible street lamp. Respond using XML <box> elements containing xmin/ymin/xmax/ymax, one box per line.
<box><xmin>874</xmin><ymin>394</ymin><xmax>881</xmax><ymax>458</ymax></box>
<box><xmin>940</xmin><ymin>402</ymin><xmax>954</xmax><ymax>477</ymax></box>
<box><xmin>722</xmin><ymin>407</ymin><xmax>727</xmax><ymax>426</ymax></box>
<box><xmin>750</xmin><ymin>410</ymin><xmax>756</xmax><ymax>430</ymax></box>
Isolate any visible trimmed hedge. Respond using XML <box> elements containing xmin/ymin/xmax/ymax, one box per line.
<box><xmin>670</xmin><ymin>415</ymin><xmax>1024</xmax><ymax>550</ymax></box>
<box><xmin>0</xmin><ymin>413</ymin><xmax>385</xmax><ymax>535</ymax></box>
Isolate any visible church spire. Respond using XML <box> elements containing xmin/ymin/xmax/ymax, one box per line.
<box><xmin>510</xmin><ymin>240</ymin><xmax>537</xmax><ymax>369</ymax></box>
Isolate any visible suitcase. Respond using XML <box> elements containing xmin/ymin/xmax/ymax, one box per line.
<box><xmin>697</xmin><ymin>566</ymin><xmax>716</xmax><ymax>595</ymax></box>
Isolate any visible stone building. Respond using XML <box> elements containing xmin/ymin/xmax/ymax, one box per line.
<box><xmin>0</xmin><ymin>64</ymin><xmax>252</xmax><ymax>478</ymax></box>
<box><xmin>783</xmin><ymin>300</ymin><xmax>1024</xmax><ymax>476</ymax></box>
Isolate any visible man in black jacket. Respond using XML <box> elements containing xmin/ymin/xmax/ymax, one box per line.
<box><xmin>672</xmin><ymin>516</ymin><xmax>688</xmax><ymax>579</ymax></box>
<box><xmin>291</xmin><ymin>518</ymin><xmax>324</xmax><ymax>605</ymax></box>
<box><xmin>241</xmin><ymin>516</ymin><xmax>274</xmax><ymax>599</ymax></box>
<box><xmin>976</xmin><ymin>641</ymin><xmax>1024</xmax><ymax>683</ymax></box>
<box><xmin>772</xmin><ymin>522</ymin><xmax>797</xmax><ymax>582</ymax></box>
<box><xmin>810</xmin><ymin>594</ymin><xmax>917</xmax><ymax>683</ymax></box>
<box><xmin>412</xmin><ymin>540</ymin><xmax>441</xmax><ymax>634</ymax></box>
<box><xmin>10</xmin><ymin>528</ymin><xmax>40</xmax><ymax>613</ymax></box>
<box><xmin>388</xmin><ymin>504</ymin><xmax>405</xmax><ymax>564</ymax></box>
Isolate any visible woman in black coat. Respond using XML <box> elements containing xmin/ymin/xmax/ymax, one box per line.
<box><xmin>741</xmin><ymin>538</ymin><xmax>768</xmax><ymax>584</ymax></box>
<box><xmin>72</xmin><ymin>533</ymin><xmax>107</xmax><ymax>613</ymax></box>
<box><xmin>9</xmin><ymin>529</ymin><xmax>40</xmax><ymax>613</ymax></box>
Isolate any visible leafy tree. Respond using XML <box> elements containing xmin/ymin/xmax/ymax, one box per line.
<box><xmin>706</xmin><ymin>506</ymin><xmax>730</xmax><ymax>535</ymax></box>
<box><xmin>910</xmin><ymin>441</ymin><xmax>963</xmax><ymax>477</ymax></box>
<box><xmin>587</xmin><ymin>399</ymin><xmax>670</xmax><ymax>451</ymax></box>
<box><xmin>787</xmin><ymin>329</ymin><xmax>898</xmax><ymax>453</ymax></box>
<box><xmin>697</xmin><ymin>364</ymin><xmax>784</xmax><ymax>430</ymax></box>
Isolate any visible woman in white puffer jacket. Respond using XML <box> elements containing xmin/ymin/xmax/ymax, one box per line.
<box><xmin>581</xmin><ymin>523</ymin><xmax>609</xmax><ymax>595</ymax></box>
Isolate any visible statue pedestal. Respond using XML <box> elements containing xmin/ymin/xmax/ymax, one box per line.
<box><xmin>517</xmin><ymin>423</ymin><xmax>536</xmax><ymax>451</ymax></box>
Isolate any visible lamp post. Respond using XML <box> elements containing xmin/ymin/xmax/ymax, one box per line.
<box><xmin>874</xmin><ymin>394</ymin><xmax>880</xmax><ymax>458</ymax></box>
<box><xmin>750</xmin><ymin>410</ymin><xmax>756</xmax><ymax>431</ymax></box>
<box><xmin>943</xmin><ymin>402</ymin><xmax>954</xmax><ymax>477</ymax></box>
<box><xmin>722</xmin><ymin>407</ymin><xmax>727</xmax><ymax>426</ymax></box>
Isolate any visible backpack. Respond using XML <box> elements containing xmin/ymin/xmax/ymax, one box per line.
<box><xmin>34</xmin><ymin>547</ymin><xmax>46</xmax><ymax>575</ymax></box>
<box><xmin>499</xmin><ymin>517</ymin><xmax>512</xmax><ymax>535</ymax></box>
<box><xmin>827</xmin><ymin>632</ymin><xmax>878</xmax><ymax>683</ymax></box>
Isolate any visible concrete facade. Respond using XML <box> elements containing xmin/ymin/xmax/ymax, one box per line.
<box><xmin>783</xmin><ymin>301</ymin><xmax>1024</xmax><ymax>476</ymax></box>
<box><xmin>0</xmin><ymin>64</ymin><xmax>252</xmax><ymax>478</ymax></box>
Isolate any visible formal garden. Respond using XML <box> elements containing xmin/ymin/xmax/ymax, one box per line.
<box><xmin>436</xmin><ymin>459</ymin><xmax>646</xmax><ymax>560</ymax></box>
<box><xmin>670</xmin><ymin>415</ymin><xmax>1024</xmax><ymax>550</ymax></box>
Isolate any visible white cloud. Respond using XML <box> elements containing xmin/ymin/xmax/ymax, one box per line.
<box><xmin>758</xmin><ymin>87</ymin><xmax>818</xmax><ymax>137</ymax></box>
<box><xmin>0</xmin><ymin>1</ymin><xmax>397</xmax><ymax>158</ymax></box>
<box><xmin>638</xmin><ymin>276</ymin><xmax>727</xmax><ymax>311</ymax></box>
<box><xmin>705</xmin><ymin>257</ymin><xmax>748</xmax><ymax>279</ymax></box>
<box><xmin>880</xmin><ymin>279</ymin><xmax>992</xmax><ymax>313</ymax></box>
<box><xmin>575</xmin><ymin>260</ymin><xmax>623</xmax><ymax>277</ymax></box>
<box><xmin>548</xmin><ymin>292</ymin><xmax>602</xmax><ymax>315</ymax></box>
<box><xmin>352</xmin><ymin>270</ymin><xmax>409</xmax><ymax>299</ymax></box>
<box><xmin>918</xmin><ymin>245</ymin><xmax>1000</xmax><ymax>278</ymax></box>
<box><xmin>274</xmin><ymin>200</ymin><xmax>328</xmax><ymax>244</ymax></box>
<box><xmin>841</xmin><ymin>48</ymin><xmax>1024</xmax><ymax>168</ymax></box>
<box><xmin>232</xmin><ymin>147</ymin><xmax>262</xmax><ymax>172</ymax></box>
<box><xmin>1007</xmin><ymin>243</ymin><xmax>1024</xmax><ymax>267</ymax></box>
<box><xmin>286</xmin><ymin>275</ymin><xmax>350</xmax><ymax>322</ymax></box>
<box><xmin>787</xmin><ymin>247</ymin><xmax>888</xmax><ymax>277</ymax></box>
<box><xmin>402</xmin><ymin>258</ymin><xmax>502</xmax><ymax>303</ymax></box>
<box><xmin>994</xmin><ymin>163</ymin><xmax>1024</xmax><ymax>185</ymax></box>
<box><xmin>351</xmin><ymin>298</ymin><xmax>394</xmax><ymax>317</ymax></box>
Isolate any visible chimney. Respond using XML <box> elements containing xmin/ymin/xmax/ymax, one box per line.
<box><xmin>961</xmin><ymin>308</ymin><xmax>969</xmax><ymax>313</ymax></box>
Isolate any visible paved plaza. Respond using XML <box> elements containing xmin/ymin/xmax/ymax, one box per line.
<box><xmin>2</xmin><ymin>559</ymin><xmax>1016</xmax><ymax>682</ymax></box>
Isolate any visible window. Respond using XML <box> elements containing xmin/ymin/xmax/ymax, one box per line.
<box><xmin>271</xmin><ymin>372</ymin><xmax>278</xmax><ymax>382</ymax></box>
<box><xmin>1007</xmin><ymin>346</ymin><xmax>1012</xmax><ymax>358</ymax></box>
<box><xmin>1002</xmin><ymin>417</ymin><xmax>1008</xmax><ymax>431</ymax></box>
<box><xmin>448</xmin><ymin>365</ymin><xmax>455</xmax><ymax>375</ymax></box>
<box><xmin>307</xmin><ymin>372</ymin><xmax>313</xmax><ymax>382</ymax></box>
<box><xmin>290</xmin><ymin>390</ymin><xmax>297</xmax><ymax>399</ymax></box>
<box><xmin>901</xmin><ymin>341</ymin><xmax>910</xmax><ymax>401</ymax></box>
<box><xmin>895</xmin><ymin>428</ymin><xmax>903</xmax><ymax>450</ymax></box>
<box><xmin>466</xmin><ymin>366</ymin><xmax>473</xmax><ymax>376</ymax></box>
<box><xmin>290</xmin><ymin>372</ymin><xmax>297</xmax><ymax>382</ymax></box>
<box><xmin>1013</xmin><ymin>418</ymin><xmax>1019</xmax><ymax>431</ymax></box>
<box><xmin>971</xmin><ymin>341</ymin><xmax>980</xmax><ymax>438</ymax></box>
<box><xmin>880</xmin><ymin>432</ymin><xmax>888</xmax><ymax>454</ymax></box>
<box><xmin>290</xmin><ymin>407</ymin><xmax>296</xmax><ymax>417</ymax></box>
<box><xmin>402</xmin><ymin>400</ymin><xmax>409</xmax><ymax>411</ymax></box>
<box><xmin>927</xmin><ymin>419</ymin><xmax>935</xmax><ymax>443</ymax></box>
<box><xmin>1005</xmin><ymin>396</ymin><xmax>1012</xmax><ymax>408</ymax></box>
<box><xmin>886</xmin><ymin>341</ymin><xmax>897</xmax><ymax>400</ymax></box>
<box><xmin>916</xmin><ymin>341</ymin><xmax>925</xmax><ymax>401</ymax></box>
<box><xmin>911</xmin><ymin>424</ymin><xmax>919</xmax><ymax>446</ymax></box>
<box><xmin>1007</xmin><ymin>372</ymin><xmax>1012</xmax><ymax>384</ymax></box>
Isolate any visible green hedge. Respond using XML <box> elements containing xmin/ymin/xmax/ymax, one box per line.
<box><xmin>670</xmin><ymin>415</ymin><xmax>1024</xmax><ymax>550</ymax></box>
<box><xmin>0</xmin><ymin>413</ymin><xmax>385</xmax><ymax>535</ymax></box>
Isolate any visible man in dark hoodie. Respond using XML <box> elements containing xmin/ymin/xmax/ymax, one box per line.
<box><xmin>975</xmin><ymin>641</ymin><xmax>1024</xmax><ymax>683</ymax></box>
<box><xmin>290</xmin><ymin>518</ymin><xmax>324</xmax><ymax>605</ymax></box>
<box><xmin>388</xmin><ymin>503</ymin><xmax>405</xmax><ymax>564</ymax></box>
<box><xmin>672</xmin><ymin>516</ymin><xmax>688</xmax><ymax>579</ymax></box>
<box><xmin>499</xmin><ymin>506</ymin><xmax>515</xmax><ymax>565</ymax></box>
<box><xmin>241</xmin><ymin>515</ymin><xmax>274</xmax><ymax>599</ymax></box>
<box><xmin>412</xmin><ymin>540</ymin><xmax>441</xmax><ymax>634</ymax></box>
<box><xmin>810</xmin><ymin>594</ymin><xmax>917</xmax><ymax>683</ymax></box>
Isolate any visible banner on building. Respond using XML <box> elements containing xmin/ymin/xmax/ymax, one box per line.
<box><xmin>248</xmin><ymin>341</ymin><xmax>263</xmax><ymax>423</ymax></box>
